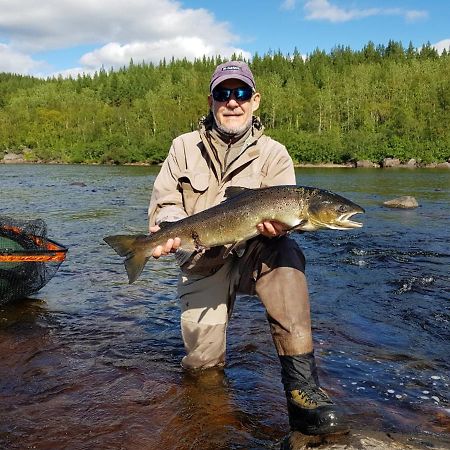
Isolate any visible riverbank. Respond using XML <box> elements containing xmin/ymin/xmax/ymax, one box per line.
<box><xmin>295</xmin><ymin>160</ymin><xmax>450</xmax><ymax>169</ymax></box>
<box><xmin>1</xmin><ymin>152</ymin><xmax>450</xmax><ymax>168</ymax></box>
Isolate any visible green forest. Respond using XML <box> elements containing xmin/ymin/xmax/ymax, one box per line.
<box><xmin>1</xmin><ymin>40</ymin><xmax>449</xmax><ymax>165</ymax></box>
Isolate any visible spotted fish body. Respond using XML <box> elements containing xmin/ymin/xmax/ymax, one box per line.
<box><xmin>104</xmin><ymin>185</ymin><xmax>364</xmax><ymax>283</ymax></box>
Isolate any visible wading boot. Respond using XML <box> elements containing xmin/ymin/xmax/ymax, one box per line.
<box><xmin>280</xmin><ymin>352</ymin><xmax>349</xmax><ymax>436</ymax></box>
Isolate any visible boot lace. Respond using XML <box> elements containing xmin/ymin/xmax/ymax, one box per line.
<box><xmin>290</xmin><ymin>386</ymin><xmax>333</xmax><ymax>409</ymax></box>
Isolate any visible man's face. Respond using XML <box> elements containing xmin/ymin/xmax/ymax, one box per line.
<box><xmin>208</xmin><ymin>79</ymin><xmax>260</xmax><ymax>135</ymax></box>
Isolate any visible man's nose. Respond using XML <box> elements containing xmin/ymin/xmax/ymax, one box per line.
<box><xmin>226</xmin><ymin>96</ymin><xmax>239</xmax><ymax>107</ymax></box>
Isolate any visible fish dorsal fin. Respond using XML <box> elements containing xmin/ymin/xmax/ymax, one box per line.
<box><xmin>224</xmin><ymin>186</ymin><xmax>251</xmax><ymax>200</ymax></box>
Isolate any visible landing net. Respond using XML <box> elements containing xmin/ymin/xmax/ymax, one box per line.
<box><xmin>0</xmin><ymin>216</ymin><xmax>67</xmax><ymax>304</ymax></box>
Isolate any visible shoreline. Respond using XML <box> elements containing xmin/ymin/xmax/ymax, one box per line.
<box><xmin>2</xmin><ymin>160</ymin><xmax>449</xmax><ymax>169</ymax></box>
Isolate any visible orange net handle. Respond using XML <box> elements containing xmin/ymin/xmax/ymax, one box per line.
<box><xmin>0</xmin><ymin>252</ymin><xmax>67</xmax><ymax>263</ymax></box>
<box><xmin>0</xmin><ymin>225</ymin><xmax>67</xmax><ymax>262</ymax></box>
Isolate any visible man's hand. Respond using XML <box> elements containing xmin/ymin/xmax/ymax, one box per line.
<box><xmin>149</xmin><ymin>225</ymin><xmax>181</xmax><ymax>258</ymax></box>
<box><xmin>256</xmin><ymin>221</ymin><xmax>288</xmax><ymax>238</ymax></box>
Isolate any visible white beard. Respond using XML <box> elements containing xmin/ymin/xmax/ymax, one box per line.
<box><xmin>212</xmin><ymin>111</ymin><xmax>253</xmax><ymax>137</ymax></box>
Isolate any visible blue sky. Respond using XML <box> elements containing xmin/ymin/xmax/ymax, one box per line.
<box><xmin>0</xmin><ymin>1</ymin><xmax>449</xmax><ymax>78</ymax></box>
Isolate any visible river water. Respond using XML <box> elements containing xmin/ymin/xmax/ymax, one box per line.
<box><xmin>0</xmin><ymin>164</ymin><xmax>449</xmax><ymax>449</ymax></box>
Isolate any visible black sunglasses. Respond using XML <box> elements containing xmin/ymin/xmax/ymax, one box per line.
<box><xmin>212</xmin><ymin>86</ymin><xmax>254</xmax><ymax>102</ymax></box>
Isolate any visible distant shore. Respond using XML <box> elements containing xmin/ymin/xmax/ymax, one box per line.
<box><xmin>1</xmin><ymin>152</ymin><xmax>449</xmax><ymax>169</ymax></box>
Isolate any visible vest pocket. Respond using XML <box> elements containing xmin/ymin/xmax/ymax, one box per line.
<box><xmin>178</xmin><ymin>172</ymin><xmax>209</xmax><ymax>216</ymax></box>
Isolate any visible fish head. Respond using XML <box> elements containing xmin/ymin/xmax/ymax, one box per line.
<box><xmin>299</xmin><ymin>189</ymin><xmax>365</xmax><ymax>231</ymax></box>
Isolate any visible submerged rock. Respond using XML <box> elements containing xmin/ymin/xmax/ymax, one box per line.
<box><xmin>383</xmin><ymin>196</ymin><xmax>419</xmax><ymax>209</ymax></box>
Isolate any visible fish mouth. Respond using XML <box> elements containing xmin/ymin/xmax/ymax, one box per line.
<box><xmin>304</xmin><ymin>210</ymin><xmax>364</xmax><ymax>231</ymax></box>
<box><xmin>332</xmin><ymin>211</ymin><xmax>364</xmax><ymax>229</ymax></box>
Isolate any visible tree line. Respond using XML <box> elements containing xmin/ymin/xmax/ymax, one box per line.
<box><xmin>0</xmin><ymin>40</ymin><xmax>449</xmax><ymax>165</ymax></box>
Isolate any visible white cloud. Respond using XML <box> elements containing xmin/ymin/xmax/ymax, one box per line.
<box><xmin>304</xmin><ymin>0</ymin><xmax>378</xmax><ymax>22</ymax></box>
<box><xmin>0</xmin><ymin>0</ymin><xmax>232</xmax><ymax>51</ymax></box>
<box><xmin>0</xmin><ymin>43</ymin><xmax>45</xmax><ymax>74</ymax></box>
<box><xmin>304</xmin><ymin>0</ymin><xmax>428</xmax><ymax>23</ymax></box>
<box><xmin>46</xmin><ymin>67</ymin><xmax>97</xmax><ymax>80</ymax></box>
<box><xmin>432</xmin><ymin>39</ymin><xmax>450</xmax><ymax>54</ymax></box>
<box><xmin>0</xmin><ymin>0</ymin><xmax>249</xmax><ymax>75</ymax></box>
<box><xmin>404</xmin><ymin>10</ymin><xmax>428</xmax><ymax>23</ymax></box>
<box><xmin>80</xmin><ymin>38</ymin><xmax>248</xmax><ymax>70</ymax></box>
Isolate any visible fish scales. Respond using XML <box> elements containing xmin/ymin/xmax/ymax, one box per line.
<box><xmin>148</xmin><ymin>187</ymin><xmax>300</xmax><ymax>249</ymax></box>
<box><xmin>104</xmin><ymin>185</ymin><xmax>364</xmax><ymax>283</ymax></box>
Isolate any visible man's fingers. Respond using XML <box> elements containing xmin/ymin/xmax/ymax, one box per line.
<box><xmin>256</xmin><ymin>222</ymin><xmax>275</xmax><ymax>237</ymax></box>
<box><xmin>152</xmin><ymin>237</ymin><xmax>182</xmax><ymax>258</ymax></box>
<box><xmin>172</xmin><ymin>237</ymin><xmax>181</xmax><ymax>251</ymax></box>
<box><xmin>257</xmin><ymin>221</ymin><xmax>286</xmax><ymax>237</ymax></box>
<box><xmin>164</xmin><ymin>238</ymin><xmax>175</xmax><ymax>253</ymax></box>
<box><xmin>272</xmin><ymin>221</ymin><xmax>287</xmax><ymax>234</ymax></box>
<box><xmin>152</xmin><ymin>245</ymin><xmax>163</xmax><ymax>258</ymax></box>
<box><xmin>267</xmin><ymin>221</ymin><xmax>279</xmax><ymax>235</ymax></box>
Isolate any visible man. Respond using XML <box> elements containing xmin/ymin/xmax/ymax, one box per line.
<box><xmin>148</xmin><ymin>60</ymin><xmax>347</xmax><ymax>436</ymax></box>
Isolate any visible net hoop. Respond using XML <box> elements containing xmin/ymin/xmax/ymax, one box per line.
<box><xmin>0</xmin><ymin>217</ymin><xmax>68</xmax><ymax>303</ymax></box>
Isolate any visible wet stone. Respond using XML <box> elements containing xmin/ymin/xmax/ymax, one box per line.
<box><xmin>383</xmin><ymin>196</ymin><xmax>419</xmax><ymax>209</ymax></box>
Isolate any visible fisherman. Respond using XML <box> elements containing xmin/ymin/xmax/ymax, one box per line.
<box><xmin>147</xmin><ymin>60</ymin><xmax>348</xmax><ymax>436</ymax></box>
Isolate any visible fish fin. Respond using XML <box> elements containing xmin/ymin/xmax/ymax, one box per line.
<box><xmin>223</xmin><ymin>241</ymin><xmax>246</xmax><ymax>258</ymax></box>
<box><xmin>224</xmin><ymin>186</ymin><xmax>252</xmax><ymax>200</ymax></box>
<box><xmin>174</xmin><ymin>248</ymin><xmax>196</xmax><ymax>267</ymax></box>
<box><xmin>292</xmin><ymin>219</ymin><xmax>315</xmax><ymax>232</ymax></box>
<box><xmin>233</xmin><ymin>242</ymin><xmax>247</xmax><ymax>257</ymax></box>
<box><xmin>287</xmin><ymin>220</ymin><xmax>307</xmax><ymax>231</ymax></box>
<box><xmin>104</xmin><ymin>234</ymin><xmax>150</xmax><ymax>284</ymax></box>
<box><xmin>124</xmin><ymin>252</ymin><xmax>150</xmax><ymax>284</ymax></box>
<box><xmin>103</xmin><ymin>234</ymin><xmax>146</xmax><ymax>257</ymax></box>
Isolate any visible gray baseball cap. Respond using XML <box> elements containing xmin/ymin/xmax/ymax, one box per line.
<box><xmin>210</xmin><ymin>60</ymin><xmax>256</xmax><ymax>92</ymax></box>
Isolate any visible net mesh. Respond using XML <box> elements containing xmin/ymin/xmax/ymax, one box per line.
<box><xmin>0</xmin><ymin>216</ymin><xmax>67</xmax><ymax>304</ymax></box>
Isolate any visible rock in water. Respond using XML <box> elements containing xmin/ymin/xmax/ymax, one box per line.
<box><xmin>383</xmin><ymin>196</ymin><xmax>419</xmax><ymax>209</ymax></box>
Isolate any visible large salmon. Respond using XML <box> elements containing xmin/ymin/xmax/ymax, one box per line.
<box><xmin>104</xmin><ymin>185</ymin><xmax>364</xmax><ymax>283</ymax></box>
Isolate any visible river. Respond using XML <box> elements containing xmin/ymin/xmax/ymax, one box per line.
<box><xmin>0</xmin><ymin>164</ymin><xmax>449</xmax><ymax>449</ymax></box>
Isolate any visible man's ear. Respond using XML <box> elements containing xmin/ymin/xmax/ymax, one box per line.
<box><xmin>252</xmin><ymin>92</ymin><xmax>261</xmax><ymax>112</ymax></box>
<box><xmin>208</xmin><ymin>94</ymin><xmax>213</xmax><ymax>109</ymax></box>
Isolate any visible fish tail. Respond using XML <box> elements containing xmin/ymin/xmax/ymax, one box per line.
<box><xmin>103</xmin><ymin>234</ymin><xmax>150</xmax><ymax>284</ymax></box>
